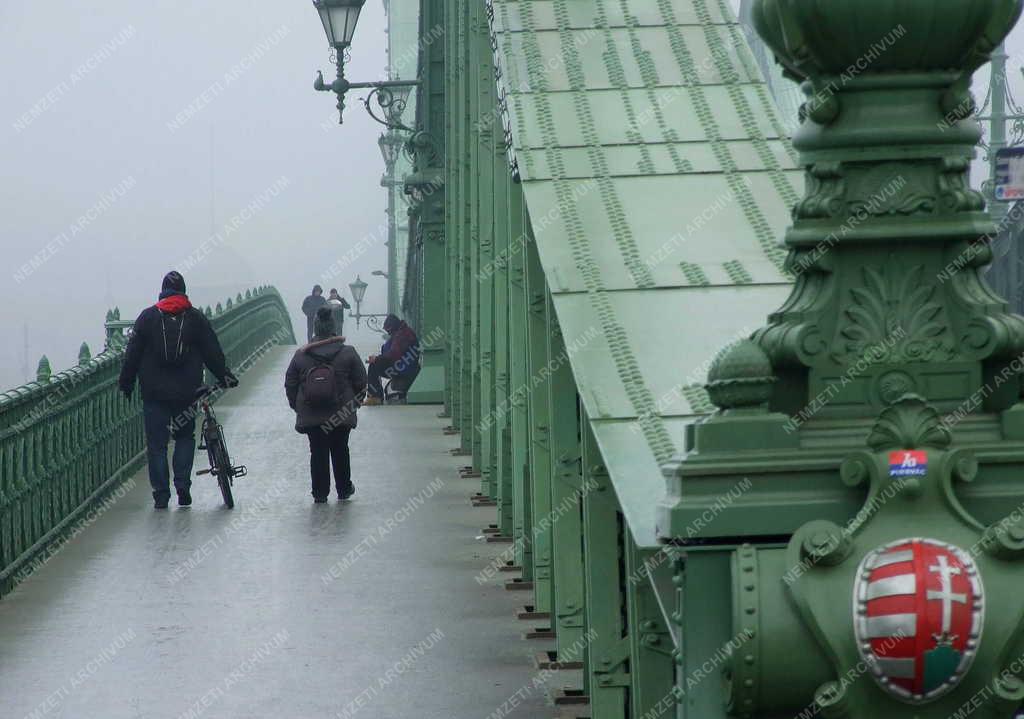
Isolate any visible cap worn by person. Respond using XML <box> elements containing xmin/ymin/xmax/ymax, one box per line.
<box><xmin>383</xmin><ymin>314</ymin><xmax>401</xmax><ymax>333</ymax></box>
<box><xmin>162</xmin><ymin>271</ymin><xmax>186</xmax><ymax>294</ymax></box>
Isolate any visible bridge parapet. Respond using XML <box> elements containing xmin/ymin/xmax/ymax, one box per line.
<box><xmin>0</xmin><ymin>285</ymin><xmax>294</xmax><ymax>594</ymax></box>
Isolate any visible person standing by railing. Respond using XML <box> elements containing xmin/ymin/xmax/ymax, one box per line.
<box><xmin>118</xmin><ymin>271</ymin><xmax>238</xmax><ymax>509</ymax></box>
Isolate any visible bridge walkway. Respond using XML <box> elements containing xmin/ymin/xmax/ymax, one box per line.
<box><xmin>0</xmin><ymin>347</ymin><xmax>557</xmax><ymax>719</ymax></box>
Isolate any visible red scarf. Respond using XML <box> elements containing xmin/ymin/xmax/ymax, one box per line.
<box><xmin>155</xmin><ymin>294</ymin><xmax>192</xmax><ymax>314</ymax></box>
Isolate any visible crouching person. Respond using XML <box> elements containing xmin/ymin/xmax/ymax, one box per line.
<box><xmin>285</xmin><ymin>307</ymin><xmax>367</xmax><ymax>503</ymax></box>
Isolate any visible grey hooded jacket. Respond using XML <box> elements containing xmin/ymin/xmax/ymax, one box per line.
<box><xmin>284</xmin><ymin>337</ymin><xmax>367</xmax><ymax>433</ymax></box>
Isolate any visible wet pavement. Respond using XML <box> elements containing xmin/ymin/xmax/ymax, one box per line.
<box><xmin>0</xmin><ymin>347</ymin><xmax>555</xmax><ymax>719</ymax></box>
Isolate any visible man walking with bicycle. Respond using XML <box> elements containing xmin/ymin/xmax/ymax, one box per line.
<box><xmin>118</xmin><ymin>271</ymin><xmax>238</xmax><ymax>509</ymax></box>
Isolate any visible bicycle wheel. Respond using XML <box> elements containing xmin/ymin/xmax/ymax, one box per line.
<box><xmin>210</xmin><ymin>434</ymin><xmax>235</xmax><ymax>509</ymax></box>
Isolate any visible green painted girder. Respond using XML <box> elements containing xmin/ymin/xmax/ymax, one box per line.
<box><xmin>580</xmin><ymin>417</ymin><xmax>628</xmax><ymax>717</ymax></box>
<box><xmin>494</xmin><ymin>176</ymin><xmax>520</xmax><ymax>536</ymax></box>
<box><xmin>625</xmin><ymin>536</ymin><xmax>675</xmax><ymax>719</ymax></box>
<box><xmin>547</xmin><ymin>302</ymin><xmax>588</xmax><ymax>657</ymax></box>
<box><xmin>524</xmin><ymin>243</ymin><xmax>554</xmax><ymax>614</ymax></box>
<box><xmin>488</xmin><ymin>0</ymin><xmax>800</xmax><ymax>547</ymax></box>
<box><xmin>404</xmin><ymin>0</ymin><xmax>446</xmax><ymax>406</ymax></box>
<box><xmin>509</xmin><ymin>183</ymin><xmax>533</xmax><ymax>575</ymax></box>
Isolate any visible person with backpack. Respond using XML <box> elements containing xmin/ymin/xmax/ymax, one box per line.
<box><xmin>285</xmin><ymin>306</ymin><xmax>367</xmax><ymax>503</ymax></box>
<box><xmin>118</xmin><ymin>271</ymin><xmax>238</xmax><ymax>509</ymax></box>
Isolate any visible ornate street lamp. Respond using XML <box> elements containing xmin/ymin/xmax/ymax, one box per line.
<box><xmin>314</xmin><ymin>0</ymin><xmax>364</xmax><ymax>50</ymax></box>
<box><xmin>312</xmin><ymin>0</ymin><xmax>418</xmax><ymax>129</ymax></box>
<box><xmin>378</xmin><ymin>131</ymin><xmax>403</xmax><ymax>166</ymax></box>
<box><xmin>347</xmin><ymin>274</ymin><xmax>388</xmax><ymax>330</ymax></box>
<box><xmin>349</xmin><ymin>275</ymin><xmax>367</xmax><ymax>305</ymax></box>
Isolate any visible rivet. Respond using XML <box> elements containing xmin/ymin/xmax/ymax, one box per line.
<box><xmin>744</xmin><ymin>679</ymin><xmax>754</xmax><ymax>688</ymax></box>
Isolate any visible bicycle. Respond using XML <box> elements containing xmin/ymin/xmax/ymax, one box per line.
<box><xmin>193</xmin><ymin>384</ymin><xmax>246</xmax><ymax>508</ymax></box>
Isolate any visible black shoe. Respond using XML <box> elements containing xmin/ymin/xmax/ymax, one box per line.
<box><xmin>339</xmin><ymin>486</ymin><xmax>355</xmax><ymax>501</ymax></box>
<box><xmin>177</xmin><ymin>489</ymin><xmax>192</xmax><ymax>507</ymax></box>
<box><xmin>154</xmin><ymin>496</ymin><xmax>169</xmax><ymax>510</ymax></box>
<box><xmin>313</xmin><ymin>496</ymin><xmax>328</xmax><ymax>504</ymax></box>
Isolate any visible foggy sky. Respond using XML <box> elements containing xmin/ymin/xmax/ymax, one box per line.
<box><xmin>3</xmin><ymin>1</ymin><xmax>1024</xmax><ymax>388</ymax></box>
<box><xmin>1</xmin><ymin>0</ymin><xmax>399</xmax><ymax>388</ymax></box>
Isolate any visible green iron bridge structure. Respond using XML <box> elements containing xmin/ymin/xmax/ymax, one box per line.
<box><xmin>7</xmin><ymin>1</ymin><xmax>1024</xmax><ymax>718</ymax></box>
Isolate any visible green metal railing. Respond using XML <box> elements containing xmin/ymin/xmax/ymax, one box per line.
<box><xmin>0</xmin><ymin>286</ymin><xmax>294</xmax><ymax>594</ymax></box>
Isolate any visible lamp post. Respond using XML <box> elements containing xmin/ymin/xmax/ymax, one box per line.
<box><xmin>379</xmin><ymin>131</ymin><xmax>403</xmax><ymax>314</ymax></box>
<box><xmin>347</xmin><ymin>274</ymin><xmax>389</xmax><ymax>331</ymax></box>
<box><xmin>312</xmin><ymin>0</ymin><xmax>418</xmax><ymax>129</ymax></box>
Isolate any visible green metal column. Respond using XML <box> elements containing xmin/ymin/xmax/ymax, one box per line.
<box><xmin>508</xmin><ymin>180</ymin><xmax>532</xmax><ymax>576</ymax></box>
<box><xmin>467</xmin><ymin>0</ymin><xmax>485</xmax><ymax>474</ymax></box>
<box><xmin>405</xmin><ymin>0</ymin><xmax>446</xmax><ymax>405</ymax></box>
<box><xmin>474</xmin><ymin>6</ymin><xmax>497</xmax><ymax>500</ymax></box>
<box><xmin>581</xmin><ymin>418</ymin><xmax>627</xmax><ymax>719</ymax></box>
<box><xmin>524</xmin><ymin>237</ymin><xmax>553</xmax><ymax>615</ymax></box>
<box><xmin>493</xmin><ymin>162</ymin><xmax>516</xmax><ymax>535</ymax></box>
<box><xmin>457</xmin><ymin>0</ymin><xmax>473</xmax><ymax>453</ymax></box>
<box><xmin>547</xmin><ymin>300</ymin><xmax>587</xmax><ymax>660</ymax></box>
<box><xmin>625</xmin><ymin>538</ymin><xmax>675</xmax><ymax>719</ymax></box>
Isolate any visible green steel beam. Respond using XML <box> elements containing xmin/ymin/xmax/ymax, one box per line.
<box><xmin>547</xmin><ymin>302</ymin><xmax>587</xmax><ymax>658</ymax></box>
<box><xmin>524</xmin><ymin>238</ymin><xmax>553</xmax><ymax>614</ymax></box>
<box><xmin>468</xmin><ymin>0</ymin><xmax>485</xmax><ymax>472</ymax></box>
<box><xmin>581</xmin><ymin>417</ymin><xmax>628</xmax><ymax>718</ymax></box>
<box><xmin>494</xmin><ymin>167</ymin><xmax>516</xmax><ymax>535</ymax></box>
<box><xmin>405</xmin><ymin>0</ymin><xmax>446</xmax><ymax>405</ymax></box>
<box><xmin>509</xmin><ymin>180</ymin><xmax>532</xmax><ymax>575</ymax></box>
<box><xmin>475</xmin><ymin>5</ymin><xmax>497</xmax><ymax>499</ymax></box>
<box><xmin>625</xmin><ymin>538</ymin><xmax>675</xmax><ymax>719</ymax></box>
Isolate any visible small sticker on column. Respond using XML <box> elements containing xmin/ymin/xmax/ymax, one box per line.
<box><xmin>889</xmin><ymin>450</ymin><xmax>927</xmax><ymax>477</ymax></box>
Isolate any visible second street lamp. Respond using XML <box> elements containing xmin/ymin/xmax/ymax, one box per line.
<box><xmin>347</xmin><ymin>275</ymin><xmax>388</xmax><ymax>330</ymax></box>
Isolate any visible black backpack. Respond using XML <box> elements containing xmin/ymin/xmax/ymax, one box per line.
<box><xmin>302</xmin><ymin>351</ymin><xmax>339</xmax><ymax>409</ymax></box>
<box><xmin>158</xmin><ymin>311</ymin><xmax>190</xmax><ymax>366</ymax></box>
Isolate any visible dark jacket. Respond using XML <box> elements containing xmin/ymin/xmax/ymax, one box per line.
<box><xmin>285</xmin><ymin>337</ymin><xmax>367</xmax><ymax>433</ymax></box>
<box><xmin>301</xmin><ymin>294</ymin><xmax>327</xmax><ymax>318</ymax></box>
<box><xmin>118</xmin><ymin>295</ymin><xmax>230</xmax><ymax>405</ymax></box>
<box><xmin>380</xmin><ymin>322</ymin><xmax>420</xmax><ymax>377</ymax></box>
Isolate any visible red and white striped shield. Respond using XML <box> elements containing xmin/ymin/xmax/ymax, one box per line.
<box><xmin>853</xmin><ymin>538</ymin><xmax>984</xmax><ymax>703</ymax></box>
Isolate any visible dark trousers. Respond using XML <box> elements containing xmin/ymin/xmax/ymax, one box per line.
<box><xmin>143</xmin><ymin>400</ymin><xmax>197</xmax><ymax>500</ymax></box>
<box><xmin>306</xmin><ymin>315</ymin><xmax>315</xmax><ymax>342</ymax></box>
<box><xmin>367</xmin><ymin>358</ymin><xmax>395</xmax><ymax>398</ymax></box>
<box><xmin>308</xmin><ymin>426</ymin><xmax>352</xmax><ymax>499</ymax></box>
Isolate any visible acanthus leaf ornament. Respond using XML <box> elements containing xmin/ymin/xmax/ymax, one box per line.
<box><xmin>839</xmin><ymin>264</ymin><xmax>954</xmax><ymax>364</ymax></box>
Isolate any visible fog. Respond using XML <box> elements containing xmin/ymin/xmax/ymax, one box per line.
<box><xmin>3</xmin><ymin>1</ymin><xmax>1024</xmax><ymax>389</ymax></box>
<box><xmin>1</xmin><ymin>0</ymin><xmax>397</xmax><ymax>388</ymax></box>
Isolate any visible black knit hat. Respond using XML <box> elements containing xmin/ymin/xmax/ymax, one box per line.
<box><xmin>383</xmin><ymin>314</ymin><xmax>401</xmax><ymax>333</ymax></box>
<box><xmin>162</xmin><ymin>271</ymin><xmax>186</xmax><ymax>293</ymax></box>
<box><xmin>314</xmin><ymin>306</ymin><xmax>335</xmax><ymax>337</ymax></box>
